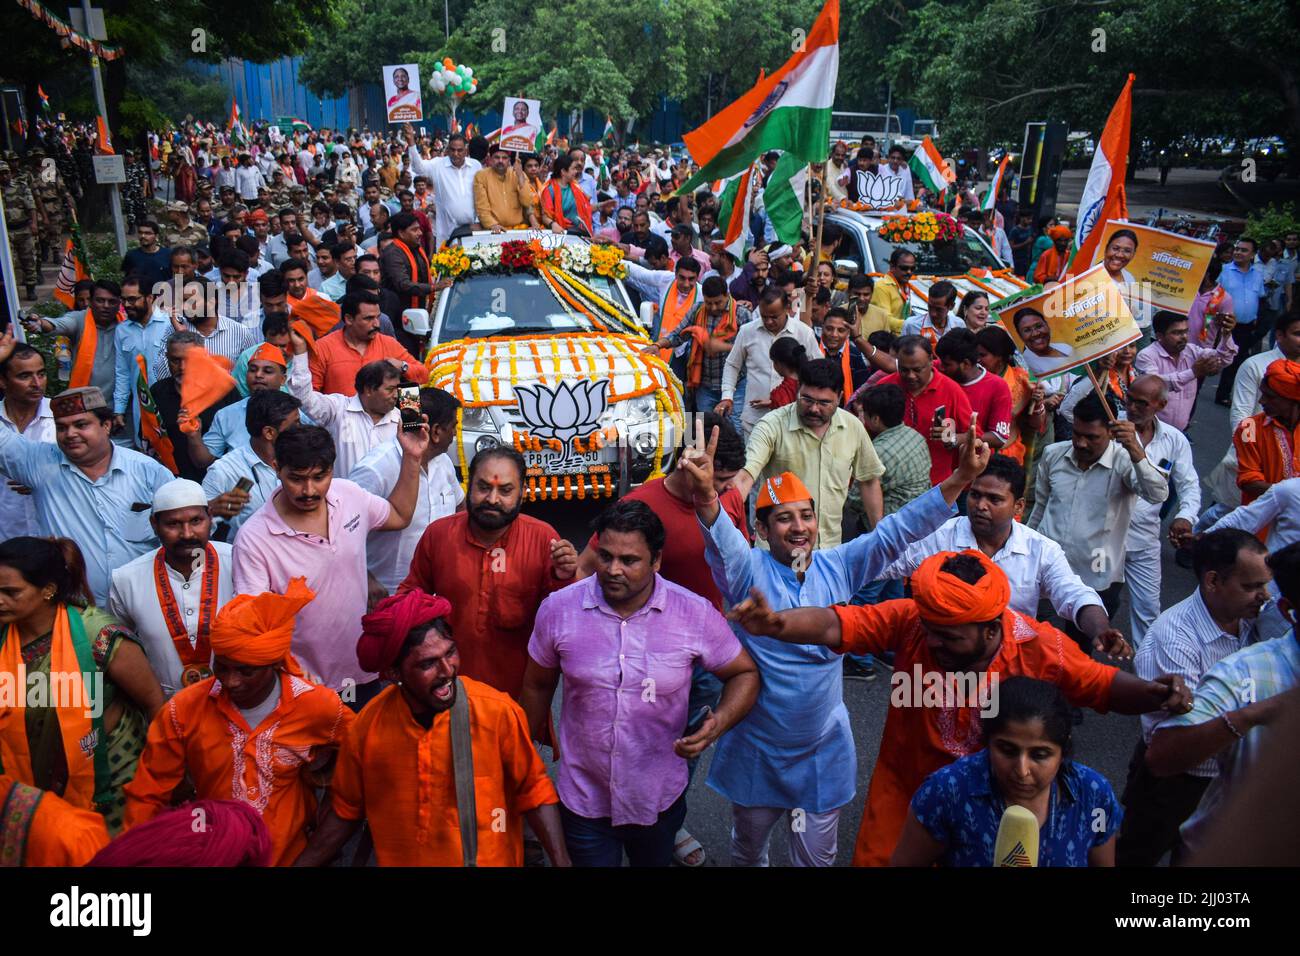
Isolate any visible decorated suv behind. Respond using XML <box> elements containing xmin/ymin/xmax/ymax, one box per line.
<box><xmin>825</xmin><ymin>207</ymin><xmax>1030</xmax><ymax>318</ymax></box>
<box><xmin>420</xmin><ymin>232</ymin><xmax>684</xmax><ymax>503</ymax></box>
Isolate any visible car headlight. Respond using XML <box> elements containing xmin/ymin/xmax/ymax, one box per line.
<box><xmin>632</xmin><ymin>430</ymin><xmax>658</xmax><ymax>457</ymax></box>
<box><xmin>475</xmin><ymin>435</ymin><xmax>499</xmax><ymax>453</ymax></box>
<box><xmin>628</xmin><ymin>396</ymin><xmax>657</xmax><ymax>422</ymax></box>
<box><xmin>460</xmin><ymin>405</ymin><xmax>494</xmax><ymax>431</ymax></box>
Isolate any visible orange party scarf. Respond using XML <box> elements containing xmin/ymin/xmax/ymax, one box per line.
<box><xmin>69</xmin><ymin>312</ymin><xmax>123</xmax><ymax>389</ymax></box>
<box><xmin>543</xmin><ymin>179</ymin><xmax>593</xmax><ymax>234</ymax></box>
<box><xmin>393</xmin><ymin>239</ymin><xmax>432</xmax><ymax>310</ymax></box>
<box><xmin>0</xmin><ymin>605</ymin><xmax>110</xmax><ymax>811</ymax></box>
<box><xmin>820</xmin><ymin>338</ymin><xmax>855</xmax><ymax>403</ymax></box>
<box><xmin>685</xmin><ymin>298</ymin><xmax>739</xmax><ymax>389</ymax></box>
<box><xmin>154</xmin><ymin>545</ymin><xmax>219</xmax><ymax>687</ymax></box>
<box><xmin>656</xmin><ymin>282</ymin><xmax>698</xmax><ymax>363</ymax></box>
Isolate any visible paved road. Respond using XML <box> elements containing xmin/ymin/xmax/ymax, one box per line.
<box><xmin>525</xmin><ymin>375</ymin><xmax>1235</xmax><ymax>866</ymax></box>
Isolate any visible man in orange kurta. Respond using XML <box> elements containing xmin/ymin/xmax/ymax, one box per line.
<box><xmin>1233</xmin><ymin>358</ymin><xmax>1300</xmax><ymax>506</ymax></box>
<box><xmin>294</xmin><ymin>591</ymin><xmax>568</xmax><ymax>867</ymax></box>
<box><xmin>123</xmin><ymin>580</ymin><xmax>353</xmax><ymax>866</ymax></box>
<box><xmin>0</xmin><ymin>774</ymin><xmax>109</xmax><ymax>866</ymax></box>
<box><xmin>398</xmin><ymin>449</ymin><xmax>577</xmax><ymax>699</ymax></box>
<box><xmin>728</xmin><ymin>549</ymin><xmax>1194</xmax><ymax>866</ymax></box>
<box><xmin>307</xmin><ymin>292</ymin><xmax>427</xmax><ymax>395</ymax></box>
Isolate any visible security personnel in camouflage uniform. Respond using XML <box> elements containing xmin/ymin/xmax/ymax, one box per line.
<box><xmin>30</xmin><ymin>148</ymin><xmax>71</xmax><ymax>265</ymax></box>
<box><xmin>1</xmin><ymin>160</ymin><xmax>40</xmax><ymax>299</ymax></box>
<box><xmin>162</xmin><ymin>200</ymin><xmax>209</xmax><ymax>247</ymax></box>
<box><xmin>268</xmin><ymin>170</ymin><xmax>294</xmax><ymax>211</ymax></box>
<box><xmin>122</xmin><ymin>149</ymin><xmax>151</xmax><ymax>231</ymax></box>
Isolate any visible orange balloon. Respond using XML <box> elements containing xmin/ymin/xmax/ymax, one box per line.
<box><xmin>442</xmin><ymin>57</ymin><xmax>454</xmax><ymax>69</ymax></box>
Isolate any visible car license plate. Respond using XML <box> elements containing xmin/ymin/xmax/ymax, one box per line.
<box><xmin>523</xmin><ymin>450</ymin><xmax>602</xmax><ymax>475</ymax></box>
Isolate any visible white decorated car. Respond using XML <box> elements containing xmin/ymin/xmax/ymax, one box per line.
<box><xmin>417</xmin><ymin>231</ymin><xmax>684</xmax><ymax>503</ymax></box>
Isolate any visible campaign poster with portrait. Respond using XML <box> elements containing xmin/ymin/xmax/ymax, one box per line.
<box><xmin>500</xmin><ymin>98</ymin><xmax>542</xmax><ymax>152</ymax></box>
<box><xmin>1089</xmin><ymin>219</ymin><xmax>1216</xmax><ymax>316</ymax></box>
<box><xmin>384</xmin><ymin>64</ymin><xmax>423</xmax><ymax>124</ymax></box>
<box><xmin>997</xmin><ymin>263</ymin><xmax>1141</xmax><ymax>379</ymax></box>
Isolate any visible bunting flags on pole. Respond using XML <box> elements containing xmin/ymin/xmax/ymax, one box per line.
<box><xmin>52</xmin><ymin>225</ymin><xmax>92</xmax><ymax>308</ymax></box>
<box><xmin>14</xmin><ymin>0</ymin><xmax>124</xmax><ymax>60</ymax></box>
<box><xmin>94</xmin><ymin>116</ymin><xmax>113</xmax><ymax>155</ymax></box>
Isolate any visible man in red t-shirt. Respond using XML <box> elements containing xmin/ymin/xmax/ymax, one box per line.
<box><xmin>936</xmin><ymin>328</ymin><xmax>1013</xmax><ymax>452</ymax></box>
<box><xmin>874</xmin><ymin>334</ymin><xmax>973</xmax><ymax>485</ymax></box>
<box><xmin>573</xmin><ymin>412</ymin><xmax>748</xmax><ymax>867</ymax></box>
<box><xmin>576</xmin><ymin>412</ymin><xmax>749</xmax><ymax>607</ymax></box>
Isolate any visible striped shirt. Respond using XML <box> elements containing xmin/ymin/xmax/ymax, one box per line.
<box><xmin>868</xmin><ymin>423</ymin><xmax>932</xmax><ymax>516</ymax></box>
<box><xmin>1159</xmin><ymin>634</ymin><xmax>1300</xmax><ymax>855</ymax></box>
<box><xmin>152</xmin><ymin>317</ymin><xmax>261</xmax><ymax>381</ymax></box>
<box><xmin>1137</xmin><ymin>591</ymin><xmax>1256</xmax><ymax>776</ymax></box>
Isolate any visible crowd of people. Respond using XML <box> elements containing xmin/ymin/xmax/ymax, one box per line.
<box><xmin>0</xmin><ymin>114</ymin><xmax>1297</xmax><ymax>870</ymax></box>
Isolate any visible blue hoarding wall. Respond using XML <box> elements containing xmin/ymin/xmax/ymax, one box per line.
<box><xmin>190</xmin><ymin>58</ymin><xmax>686</xmax><ymax>143</ymax></box>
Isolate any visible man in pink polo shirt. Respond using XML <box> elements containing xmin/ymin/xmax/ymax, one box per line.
<box><xmin>232</xmin><ymin>423</ymin><xmax>429</xmax><ymax>708</ymax></box>
<box><xmin>1135</xmin><ymin>310</ymin><xmax>1238</xmax><ymax>430</ymax></box>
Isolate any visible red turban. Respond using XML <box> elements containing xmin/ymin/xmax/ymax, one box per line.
<box><xmin>358</xmin><ymin>591</ymin><xmax>453</xmax><ymax>673</ymax></box>
<box><xmin>911</xmin><ymin>550</ymin><xmax>1011</xmax><ymax>625</ymax></box>
<box><xmin>209</xmin><ymin>578</ymin><xmax>314</xmax><ymax>674</ymax></box>
<box><xmin>756</xmin><ymin>471</ymin><xmax>814</xmax><ymax>511</ymax></box>
<box><xmin>88</xmin><ymin>799</ymin><xmax>272</xmax><ymax>867</ymax></box>
<box><xmin>1264</xmin><ymin>358</ymin><xmax>1300</xmax><ymax>402</ymax></box>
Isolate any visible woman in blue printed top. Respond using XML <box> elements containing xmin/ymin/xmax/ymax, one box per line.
<box><xmin>891</xmin><ymin>676</ymin><xmax>1122</xmax><ymax>867</ymax></box>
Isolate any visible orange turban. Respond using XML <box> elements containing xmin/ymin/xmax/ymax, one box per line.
<box><xmin>249</xmin><ymin>342</ymin><xmax>288</xmax><ymax>368</ymax></box>
<box><xmin>1264</xmin><ymin>359</ymin><xmax>1300</xmax><ymax>402</ymax></box>
<box><xmin>209</xmin><ymin>578</ymin><xmax>315</xmax><ymax>673</ymax></box>
<box><xmin>1047</xmin><ymin>225</ymin><xmax>1071</xmax><ymax>241</ymax></box>
<box><xmin>911</xmin><ymin>550</ymin><xmax>1011</xmax><ymax>625</ymax></box>
<box><xmin>756</xmin><ymin>472</ymin><xmax>814</xmax><ymax>510</ymax></box>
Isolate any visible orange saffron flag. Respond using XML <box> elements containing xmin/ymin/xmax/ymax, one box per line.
<box><xmin>289</xmin><ymin>290</ymin><xmax>342</xmax><ymax>337</ymax></box>
<box><xmin>135</xmin><ymin>355</ymin><xmax>178</xmax><ymax>473</ymax></box>
<box><xmin>178</xmin><ymin>349</ymin><xmax>236</xmax><ymax>434</ymax></box>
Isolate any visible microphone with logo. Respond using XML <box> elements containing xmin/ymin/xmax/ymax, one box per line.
<box><xmin>993</xmin><ymin>804</ymin><xmax>1039</xmax><ymax>867</ymax></box>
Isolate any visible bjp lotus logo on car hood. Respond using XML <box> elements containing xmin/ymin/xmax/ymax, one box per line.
<box><xmin>514</xmin><ymin>379</ymin><xmax>609</xmax><ymax>465</ymax></box>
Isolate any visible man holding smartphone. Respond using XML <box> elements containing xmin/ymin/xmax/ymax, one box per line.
<box><xmin>871</xmin><ymin>334</ymin><xmax>974</xmax><ymax>485</ymax></box>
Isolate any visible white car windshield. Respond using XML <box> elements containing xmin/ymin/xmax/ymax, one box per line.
<box><xmin>438</xmin><ymin>272</ymin><xmax>628</xmax><ymax>342</ymax></box>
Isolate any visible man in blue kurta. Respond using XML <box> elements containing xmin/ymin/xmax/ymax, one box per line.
<box><xmin>678</xmin><ymin>415</ymin><xmax>991</xmax><ymax>866</ymax></box>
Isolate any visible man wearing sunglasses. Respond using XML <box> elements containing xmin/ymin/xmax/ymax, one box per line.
<box><xmin>871</xmin><ymin>248</ymin><xmax>916</xmax><ymax>335</ymax></box>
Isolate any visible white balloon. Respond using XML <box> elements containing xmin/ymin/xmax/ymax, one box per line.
<box><xmin>464</xmin><ymin>66</ymin><xmax>473</xmax><ymax>77</ymax></box>
<box><xmin>443</xmin><ymin>68</ymin><xmax>458</xmax><ymax>83</ymax></box>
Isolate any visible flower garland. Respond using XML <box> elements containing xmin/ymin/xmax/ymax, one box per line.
<box><xmin>835</xmin><ymin>197</ymin><xmax>923</xmax><ymax>214</ymax></box>
<box><xmin>430</xmin><ymin>245</ymin><xmax>471</xmax><ymax>280</ymax></box>
<box><xmin>878</xmin><ymin>211</ymin><xmax>961</xmax><ymax>244</ymax></box>
<box><xmin>429</xmin><ymin>330</ymin><xmax>684</xmax><ymax>496</ymax></box>
<box><xmin>464</xmin><ymin>239</ymin><xmax>628</xmax><ymax>278</ymax></box>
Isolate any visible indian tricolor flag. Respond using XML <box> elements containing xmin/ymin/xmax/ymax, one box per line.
<box><xmin>715</xmin><ymin>163</ymin><xmax>757</xmax><ymax>263</ymax></box>
<box><xmin>908</xmin><ymin>135</ymin><xmax>953</xmax><ymax>199</ymax></box>
<box><xmin>981</xmin><ymin>153</ymin><xmax>1011</xmax><ymax>211</ymax></box>
<box><xmin>1067</xmin><ymin>73</ymin><xmax>1133</xmax><ymax>276</ymax></box>
<box><xmin>602</xmin><ymin>116</ymin><xmax>615</xmax><ymax>142</ymax></box>
<box><xmin>676</xmin><ymin>0</ymin><xmax>839</xmax><ymax>194</ymax></box>
<box><xmin>227</xmin><ymin>95</ymin><xmax>247</xmax><ymax>143</ymax></box>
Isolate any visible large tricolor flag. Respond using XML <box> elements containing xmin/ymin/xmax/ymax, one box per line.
<box><xmin>714</xmin><ymin>163</ymin><xmax>757</xmax><ymax>263</ymax></box>
<box><xmin>764</xmin><ymin>152</ymin><xmax>811</xmax><ymax>245</ymax></box>
<box><xmin>908</xmin><ymin>135</ymin><xmax>953</xmax><ymax>199</ymax></box>
<box><xmin>676</xmin><ymin>0</ymin><xmax>839</xmax><ymax>194</ymax></box>
<box><xmin>1067</xmin><ymin>73</ymin><xmax>1133</xmax><ymax>276</ymax></box>
<box><xmin>981</xmin><ymin>153</ymin><xmax>1011</xmax><ymax>211</ymax></box>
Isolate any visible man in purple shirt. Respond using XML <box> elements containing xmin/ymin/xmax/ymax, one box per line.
<box><xmin>521</xmin><ymin>498</ymin><xmax>760</xmax><ymax>867</ymax></box>
<box><xmin>1135</xmin><ymin>310</ymin><xmax>1238</xmax><ymax>430</ymax></box>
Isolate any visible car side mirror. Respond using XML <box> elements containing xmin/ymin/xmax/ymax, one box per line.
<box><xmin>402</xmin><ymin>308</ymin><xmax>430</xmax><ymax>335</ymax></box>
<box><xmin>638</xmin><ymin>301</ymin><xmax>655</xmax><ymax>329</ymax></box>
<box><xmin>834</xmin><ymin>258</ymin><xmax>860</xmax><ymax>279</ymax></box>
